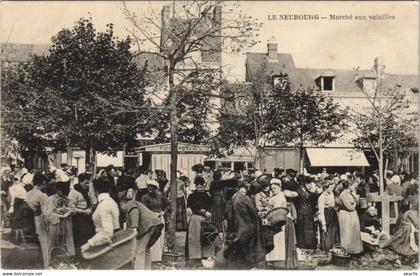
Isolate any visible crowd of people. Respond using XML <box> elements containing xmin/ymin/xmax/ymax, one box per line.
<box><xmin>0</xmin><ymin>163</ymin><xmax>418</xmax><ymax>270</ymax></box>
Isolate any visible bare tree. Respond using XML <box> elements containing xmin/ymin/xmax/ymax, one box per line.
<box><xmin>121</xmin><ymin>0</ymin><xmax>260</xmax><ymax>252</ymax></box>
<box><xmin>351</xmin><ymin>63</ymin><xmax>418</xmax><ymax>194</ymax></box>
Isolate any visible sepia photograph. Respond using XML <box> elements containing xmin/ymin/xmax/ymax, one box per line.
<box><xmin>0</xmin><ymin>0</ymin><xmax>419</xmax><ymax>272</ymax></box>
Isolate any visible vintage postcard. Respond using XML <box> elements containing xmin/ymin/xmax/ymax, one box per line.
<box><xmin>0</xmin><ymin>0</ymin><xmax>418</xmax><ymax>274</ymax></box>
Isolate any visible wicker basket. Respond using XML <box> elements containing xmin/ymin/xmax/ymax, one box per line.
<box><xmin>330</xmin><ymin>244</ymin><xmax>350</xmax><ymax>267</ymax></box>
<box><xmin>82</xmin><ymin>229</ymin><xmax>138</xmax><ymax>269</ymax></box>
<box><xmin>265</xmin><ymin>207</ymin><xmax>288</xmax><ymax>234</ymax></box>
<box><xmin>300</xmin><ymin>249</ymin><xmax>332</xmax><ymax>266</ymax></box>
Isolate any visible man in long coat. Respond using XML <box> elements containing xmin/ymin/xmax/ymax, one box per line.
<box><xmin>224</xmin><ymin>183</ymin><xmax>266</xmax><ymax>269</ymax></box>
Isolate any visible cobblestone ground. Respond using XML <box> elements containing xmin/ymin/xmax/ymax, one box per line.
<box><xmin>1</xmin><ymin>229</ymin><xmax>418</xmax><ymax>270</ymax></box>
<box><xmin>152</xmin><ymin>232</ymin><xmax>418</xmax><ymax>271</ymax></box>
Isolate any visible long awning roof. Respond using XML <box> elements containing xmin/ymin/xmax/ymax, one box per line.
<box><xmin>306</xmin><ymin>148</ymin><xmax>370</xmax><ymax>167</ymax></box>
<box><xmin>136</xmin><ymin>143</ymin><xmax>209</xmax><ymax>153</ymax></box>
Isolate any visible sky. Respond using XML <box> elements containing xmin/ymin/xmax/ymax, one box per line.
<box><xmin>1</xmin><ymin>1</ymin><xmax>418</xmax><ymax>81</ymax></box>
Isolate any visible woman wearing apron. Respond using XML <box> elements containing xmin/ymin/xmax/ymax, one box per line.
<box><xmin>140</xmin><ymin>180</ymin><xmax>170</xmax><ymax>263</ymax></box>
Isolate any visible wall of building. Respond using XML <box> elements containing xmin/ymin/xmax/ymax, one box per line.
<box><xmin>258</xmin><ymin>148</ymin><xmax>300</xmax><ymax>173</ymax></box>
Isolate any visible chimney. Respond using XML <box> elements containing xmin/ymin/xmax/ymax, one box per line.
<box><xmin>267</xmin><ymin>37</ymin><xmax>278</xmax><ymax>61</ymax></box>
<box><xmin>213</xmin><ymin>6</ymin><xmax>222</xmax><ymax>26</ymax></box>
<box><xmin>374</xmin><ymin>56</ymin><xmax>385</xmax><ymax>77</ymax></box>
<box><xmin>160</xmin><ymin>5</ymin><xmax>171</xmax><ymax>52</ymax></box>
<box><xmin>161</xmin><ymin>5</ymin><xmax>171</xmax><ymax>21</ymax></box>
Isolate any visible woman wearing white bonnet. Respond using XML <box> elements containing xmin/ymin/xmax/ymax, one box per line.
<box><xmin>385</xmin><ymin>174</ymin><xmax>403</xmax><ymax>196</ymax></box>
<box><xmin>266</xmin><ymin>177</ymin><xmax>298</xmax><ymax>268</ymax></box>
<box><xmin>255</xmin><ymin>170</ymin><xmax>263</xmax><ymax>178</ymax></box>
<box><xmin>8</xmin><ymin>174</ymin><xmax>27</xmax><ymax>213</ymax></box>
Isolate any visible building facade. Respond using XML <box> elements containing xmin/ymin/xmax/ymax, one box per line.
<box><xmin>222</xmin><ymin>37</ymin><xmax>419</xmax><ymax>174</ymax></box>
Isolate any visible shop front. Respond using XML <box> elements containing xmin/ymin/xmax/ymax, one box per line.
<box><xmin>135</xmin><ymin>143</ymin><xmax>209</xmax><ymax>180</ymax></box>
<box><xmin>305</xmin><ymin>147</ymin><xmax>370</xmax><ymax>174</ymax></box>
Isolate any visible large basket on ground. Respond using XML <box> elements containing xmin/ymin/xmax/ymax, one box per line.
<box><xmin>264</xmin><ymin>207</ymin><xmax>289</xmax><ymax>234</ymax></box>
<box><xmin>330</xmin><ymin>244</ymin><xmax>350</xmax><ymax>267</ymax></box>
<box><xmin>82</xmin><ymin>229</ymin><xmax>138</xmax><ymax>269</ymax></box>
<box><xmin>300</xmin><ymin>249</ymin><xmax>332</xmax><ymax>266</ymax></box>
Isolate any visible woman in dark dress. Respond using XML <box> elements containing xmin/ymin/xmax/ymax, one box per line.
<box><xmin>68</xmin><ymin>173</ymin><xmax>95</xmax><ymax>262</ymax></box>
<box><xmin>294</xmin><ymin>175</ymin><xmax>318</xmax><ymax>249</ymax></box>
<box><xmin>175</xmin><ymin>176</ymin><xmax>188</xmax><ymax>231</ymax></box>
<box><xmin>185</xmin><ymin>177</ymin><xmax>215</xmax><ymax>264</ymax></box>
<box><xmin>209</xmin><ymin>170</ymin><xmax>225</xmax><ymax>233</ymax></box>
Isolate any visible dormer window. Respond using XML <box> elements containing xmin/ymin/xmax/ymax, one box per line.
<box><xmin>315</xmin><ymin>71</ymin><xmax>336</xmax><ymax>92</ymax></box>
<box><xmin>356</xmin><ymin>70</ymin><xmax>377</xmax><ymax>92</ymax></box>
<box><xmin>322</xmin><ymin>77</ymin><xmax>334</xmax><ymax>91</ymax></box>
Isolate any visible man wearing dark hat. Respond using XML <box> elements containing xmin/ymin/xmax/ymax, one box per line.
<box><xmin>155</xmin><ymin>170</ymin><xmax>168</xmax><ymax>193</ymax></box>
<box><xmin>273</xmin><ymin>167</ymin><xmax>284</xmax><ymax>178</ymax></box>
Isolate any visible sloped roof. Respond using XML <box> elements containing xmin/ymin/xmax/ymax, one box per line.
<box><xmin>245</xmin><ymin>51</ymin><xmax>419</xmax><ymax>93</ymax></box>
<box><xmin>245</xmin><ymin>52</ymin><xmax>295</xmax><ymax>81</ymax></box>
<box><xmin>286</xmin><ymin>68</ymin><xmax>367</xmax><ymax>92</ymax></box>
<box><xmin>286</xmin><ymin>67</ymin><xmax>419</xmax><ymax>92</ymax></box>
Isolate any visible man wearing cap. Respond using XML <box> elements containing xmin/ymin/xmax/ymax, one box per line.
<box><xmin>284</xmin><ymin>169</ymin><xmax>298</xmax><ymax>190</ymax></box>
<box><xmin>141</xmin><ymin>180</ymin><xmax>170</xmax><ymax>263</ymax></box>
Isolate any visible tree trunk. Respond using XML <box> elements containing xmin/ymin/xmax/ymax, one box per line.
<box><xmin>299</xmin><ymin>132</ymin><xmax>304</xmax><ymax>174</ymax></box>
<box><xmin>85</xmin><ymin>147</ymin><xmax>90</xmax><ymax>172</ymax></box>
<box><xmin>379</xmin><ymin>149</ymin><xmax>384</xmax><ymax>194</ymax></box>
<box><xmin>66</xmin><ymin>146</ymin><xmax>73</xmax><ymax>167</ymax></box>
<box><xmin>85</xmin><ymin>145</ymin><xmax>96</xmax><ymax>176</ymax></box>
<box><xmin>167</xmin><ymin>64</ymin><xmax>178</xmax><ymax>253</ymax></box>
